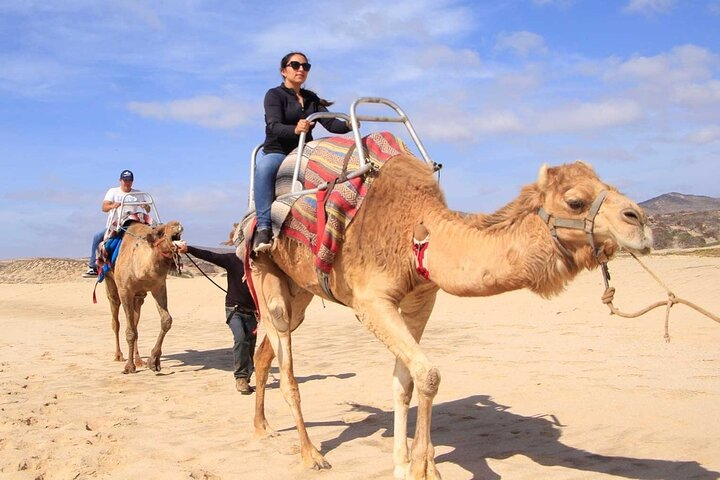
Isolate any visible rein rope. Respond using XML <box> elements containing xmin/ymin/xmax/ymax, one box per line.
<box><xmin>599</xmin><ymin>252</ymin><xmax>720</xmax><ymax>342</ymax></box>
<box><xmin>182</xmin><ymin>253</ymin><xmax>228</xmax><ymax>294</ymax></box>
<box><xmin>536</xmin><ymin>191</ymin><xmax>719</xmax><ymax>341</ymax></box>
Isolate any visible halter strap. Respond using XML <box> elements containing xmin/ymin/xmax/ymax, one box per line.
<box><xmin>537</xmin><ymin>190</ymin><xmax>609</xmax><ymax>258</ymax></box>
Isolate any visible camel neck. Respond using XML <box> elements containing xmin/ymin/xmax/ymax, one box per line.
<box><xmin>422</xmin><ymin>208</ymin><xmax>571</xmax><ymax>298</ymax></box>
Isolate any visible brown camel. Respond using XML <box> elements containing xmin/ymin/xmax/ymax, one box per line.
<box><xmin>246</xmin><ymin>155</ymin><xmax>652</xmax><ymax>479</ymax></box>
<box><xmin>103</xmin><ymin>220</ymin><xmax>184</xmax><ymax>374</ymax></box>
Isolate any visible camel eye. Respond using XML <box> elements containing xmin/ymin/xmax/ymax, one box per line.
<box><xmin>567</xmin><ymin>199</ymin><xmax>585</xmax><ymax>211</ymax></box>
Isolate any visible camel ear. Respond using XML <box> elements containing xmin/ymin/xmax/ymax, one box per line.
<box><xmin>537</xmin><ymin>163</ymin><xmax>550</xmax><ymax>189</ymax></box>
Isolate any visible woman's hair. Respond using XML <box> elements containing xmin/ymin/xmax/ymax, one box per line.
<box><xmin>280</xmin><ymin>51</ymin><xmax>308</xmax><ymax>69</ymax></box>
<box><xmin>279</xmin><ymin>51</ymin><xmax>334</xmax><ymax>107</ymax></box>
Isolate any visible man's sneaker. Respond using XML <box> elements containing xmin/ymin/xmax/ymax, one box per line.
<box><xmin>82</xmin><ymin>267</ymin><xmax>98</xmax><ymax>278</ymax></box>
<box><xmin>253</xmin><ymin>228</ymin><xmax>273</xmax><ymax>254</ymax></box>
<box><xmin>235</xmin><ymin>378</ymin><xmax>254</xmax><ymax>395</ymax></box>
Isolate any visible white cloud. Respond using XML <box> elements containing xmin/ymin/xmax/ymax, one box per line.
<box><xmin>532</xmin><ymin>100</ymin><xmax>643</xmax><ymax>133</ymax></box>
<box><xmin>685</xmin><ymin>125</ymin><xmax>720</xmax><ymax>144</ymax></box>
<box><xmin>624</xmin><ymin>0</ymin><xmax>676</xmax><ymax>14</ymax></box>
<box><xmin>127</xmin><ymin>96</ymin><xmax>256</xmax><ymax>129</ymax></box>
<box><xmin>495</xmin><ymin>31</ymin><xmax>548</xmax><ymax>57</ymax></box>
<box><xmin>671</xmin><ymin>80</ymin><xmax>720</xmax><ymax>106</ymax></box>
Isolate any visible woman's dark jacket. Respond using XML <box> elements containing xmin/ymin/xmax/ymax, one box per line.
<box><xmin>262</xmin><ymin>84</ymin><xmax>351</xmax><ymax>155</ymax></box>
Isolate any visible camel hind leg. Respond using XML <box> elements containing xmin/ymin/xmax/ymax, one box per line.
<box><xmin>147</xmin><ymin>283</ymin><xmax>172</xmax><ymax>372</ymax></box>
<box><xmin>253</xmin><ymin>335</ymin><xmax>276</xmax><ymax>437</ymax></box>
<box><xmin>254</xmin><ymin>286</ymin><xmax>312</xmax><ymax>438</ymax></box>
<box><xmin>104</xmin><ymin>275</ymin><xmax>124</xmax><ymax>362</ymax></box>
<box><xmin>132</xmin><ymin>292</ymin><xmax>147</xmax><ymax>368</ymax></box>
<box><xmin>251</xmin><ymin>256</ymin><xmax>327</xmax><ymax>470</ymax></box>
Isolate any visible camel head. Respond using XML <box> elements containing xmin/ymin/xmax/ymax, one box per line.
<box><xmin>536</xmin><ymin>161</ymin><xmax>653</xmax><ymax>266</ymax></box>
<box><xmin>146</xmin><ymin>220</ymin><xmax>184</xmax><ymax>256</ymax></box>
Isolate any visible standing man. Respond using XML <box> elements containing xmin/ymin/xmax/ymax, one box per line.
<box><xmin>83</xmin><ymin>169</ymin><xmax>150</xmax><ymax>277</ymax></box>
<box><xmin>177</xmin><ymin>242</ymin><xmax>258</xmax><ymax>395</ymax></box>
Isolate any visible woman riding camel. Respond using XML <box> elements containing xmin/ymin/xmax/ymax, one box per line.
<box><xmin>252</xmin><ymin>51</ymin><xmax>352</xmax><ymax>253</ymax></box>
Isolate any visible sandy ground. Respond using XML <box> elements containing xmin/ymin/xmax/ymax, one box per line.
<box><xmin>1</xmin><ymin>253</ymin><xmax>719</xmax><ymax>479</ymax></box>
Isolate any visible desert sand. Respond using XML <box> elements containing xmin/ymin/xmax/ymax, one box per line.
<box><xmin>1</xmin><ymin>253</ymin><xmax>719</xmax><ymax>479</ymax></box>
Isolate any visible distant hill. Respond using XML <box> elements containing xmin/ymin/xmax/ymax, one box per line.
<box><xmin>639</xmin><ymin>193</ymin><xmax>720</xmax><ymax>250</ymax></box>
<box><xmin>639</xmin><ymin>192</ymin><xmax>720</xmax><ymax>215</ymax></box>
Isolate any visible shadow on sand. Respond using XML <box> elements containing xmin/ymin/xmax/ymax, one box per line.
<box><xmin>297</xmin><ymin>395</ymin><xmax>718</xmax><ymax>480</ymax></box>
<box><xmin>162</xmin><ymin>347</ymin><xmax>355</xmax><ymax>386</ymax></box>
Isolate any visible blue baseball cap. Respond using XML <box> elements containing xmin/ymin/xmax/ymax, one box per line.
<box><xmin>119</xmin><ymin>170</ymin><xmax>134</xmax><ymax>181</ymax></box>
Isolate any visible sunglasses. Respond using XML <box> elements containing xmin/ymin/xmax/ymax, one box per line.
<box><xmin>286</xmin><ymin>61</ymin><xmax>312</xmax><ymax>71</ymax></box>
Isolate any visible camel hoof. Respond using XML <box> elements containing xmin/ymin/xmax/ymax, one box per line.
<box><xmin>405</xmin><ymin>459</ymin><xmax>441</xmax><ymax>480</ymax></box>
<box><xmin>310</xmin><ymin>460</ymin><xmax>332</xmax><ymax>471</ymax></box>
<box><xmin>257</xmin><ymin>429</ymin><xmax>279</xmax><ymax>439</ymax></box>
<box><xmin>303</xmin><ymin>449</ymin><xmax>331</xmax><ymax>471</ymax></box>
<box><xmin>122</xmin><ymin>363</ymin><xmax>137</xmax><ymax>374</ymax></box>
<box><xmin>135</xmin><ymin>358</ymin><xmax>148</xmax><ymax>368</ymax></box>
<box><xmin>114</xmin><ymin>353</ymin><xmax>126</xmax><ymax>362</ymax></box>
<box><xmin>147</xmin><ymin>356</ymin><xmax>161</xmax><ymax>372</ymax></box>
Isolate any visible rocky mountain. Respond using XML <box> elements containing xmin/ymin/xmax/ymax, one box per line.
<box><xmin>639</xmin><ymin>193</ymin><xmax>720</xmax><ymax>250</ymax></box>
<box><xmin>639</xmin><ymin>192</ymin><xmax>720</xmax><ymax>215</ymax></box>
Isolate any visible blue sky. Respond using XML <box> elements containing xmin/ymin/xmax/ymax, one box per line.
<box><xmin>2</xmin><ymin>0</ymin><xmax>719</xmax><ymax>259</ymax></box>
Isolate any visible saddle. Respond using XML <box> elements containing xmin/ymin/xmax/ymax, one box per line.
<box><xmin>236</xmin><ymin>131</ymin><xmax>411</xmax><ymax>275</ymax></box>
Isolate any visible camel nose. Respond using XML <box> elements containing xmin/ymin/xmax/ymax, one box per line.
<box><xmin>622</xmin><ymin>208</ymin><xmax>645</xmax><ymax>227</ymax></box>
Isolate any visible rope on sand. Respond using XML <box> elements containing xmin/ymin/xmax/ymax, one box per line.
<box><xmin>600</xmin><ymin>251</ymin><xmax>720</xmax><ymax>342</ymax></box>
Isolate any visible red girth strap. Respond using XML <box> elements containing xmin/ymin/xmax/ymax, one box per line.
<box><xmin>413</xmin><ymin>238</ymin><xmax>430</xmax><ymax>280</ymax></box>
<box><xmin>245</xmin><ymin>218</ymin><xmax>261</xmax><ymax>324</ymax></box>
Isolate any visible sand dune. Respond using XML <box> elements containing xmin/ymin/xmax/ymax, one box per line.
<box><xmin>1</xmin><ymin>253</ymin><xmax>719</xmax><ymax>479</ymax></box>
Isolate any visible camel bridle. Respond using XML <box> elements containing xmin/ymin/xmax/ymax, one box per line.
<box><xmin>537</xmin><ymin>189</ymin><xmax>609</xmax><ymax>260</ymax></box>
<box><xmin>153</xmin><ymin>227</ymin><xmax>183</xmax><ymax>273</ymax></box>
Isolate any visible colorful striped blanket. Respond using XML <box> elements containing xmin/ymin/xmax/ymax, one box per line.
<box><xmin>237</xmin><ymin>131</ymin><xmax>411</xmax><ymax>273</ymax></box>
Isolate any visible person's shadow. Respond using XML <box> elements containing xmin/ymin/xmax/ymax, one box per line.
<box><xmin>298</xmin><ymin>395</ymin><xmax>718</xmax><ymax>480</ymax></box>
<box><xmin>162</xmin><ymin>348</ymin><xmax>355</xmax><ymax>385</ymax></box>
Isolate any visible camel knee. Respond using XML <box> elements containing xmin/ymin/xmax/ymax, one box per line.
<box><xmin>415</xmin><ymin>367</ymin><xmax>441</xmax><ymax>398</ymax></box>
<box><xmin>266</xmin><ymin>296</ymin><xmax>290</xmax><ymax>332</ymax></box>
<box><xmin>160</xmin><ymin>315</ymin><xmax>172</xmax><ymax>333</ymax></box>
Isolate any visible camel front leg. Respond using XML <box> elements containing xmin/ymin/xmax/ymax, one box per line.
<box><xmin>147</xmin><ymin>284</ymin><xmax>172</xmax><ymax>372</ymax></box>
<box><xmin>355</xmin><ymin>294</ymin><xmax>441</xmax><ymax>480</ymax></box>
<box><xmin>252</xmin><ymin>257</ymin><xmax>328</xmax><ymax>470</ymax></box>
<box><xmin>104</xmin><ymin>276</ymin><xmax>124</xmax><ymax>362</ymax></box>
<box><xmin>120</xmin><ymin>290</ymin><xmax>140</xmax><ymax>374</ymax></box>
<box><xmin>392</xmin><ymin>358</ymin><xmax>413</xmax><ymax>478</ymax></box>
<box><xmin>253</xmin><ymin>335</ymin><xmax>277</xmax><ymax>437</ymax></box>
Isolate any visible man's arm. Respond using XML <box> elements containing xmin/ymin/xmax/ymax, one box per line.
<box><xmin>179</xmin><ymin>244</ymin><xmax>233</xmax><ymax>270</ymax></box>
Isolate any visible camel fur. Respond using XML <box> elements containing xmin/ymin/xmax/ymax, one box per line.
<box><xmin>103</xmin><ymin>220</ymin><xmax>183</xmax><ymax>374</ymax></box>
<box><xmin>245</xmin><ymin>155</ymin><xmax>653</xmax><ymax>479</ymax></box>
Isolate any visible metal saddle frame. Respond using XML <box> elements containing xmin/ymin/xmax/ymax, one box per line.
<box><xmin>247</xmin><ymin>97</ymin><xmax>436</xmax><ymax>209</ymax></box>
<box><xmin>105</xmin><ymin>191</ymin><xmax>161</xmax><ymax>233</ymax></box>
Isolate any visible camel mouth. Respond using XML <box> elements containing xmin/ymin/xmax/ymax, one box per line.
<box><xmin>616</xmin><ymin>225</ymin><xmax>653</xmax><ymax>255</ymax></box>
<box><xmin>170</xmin><ymin>225</ymin><xmax>183</xmax><ymax>242</ymax></box>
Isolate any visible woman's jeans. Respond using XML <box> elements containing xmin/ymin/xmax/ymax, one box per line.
<box><xmin>253</xmin><ymin>151</ymin><xmax>286</xmax><ymax>230</ymax></box>
<box><xmin>225</xmin><ymin>307</ymin><xmax>258</xmax><ymax>380</ymax></box>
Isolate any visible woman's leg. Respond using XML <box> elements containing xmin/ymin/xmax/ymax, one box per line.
<box><xmin>253</xmin><ymin>152</ymin><xmax>286</xmax><ymax>230</ymax></box>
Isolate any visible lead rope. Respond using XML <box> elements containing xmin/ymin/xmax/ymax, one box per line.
<box><xmin>600</xmin><ymin>252</ymin><xmax>720</xmax><ymax>342</ymax></box>
<box><xmin>181</xmin><ymin>253</ymin><xmax>227</xmax><ymax>293</ymax></box>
